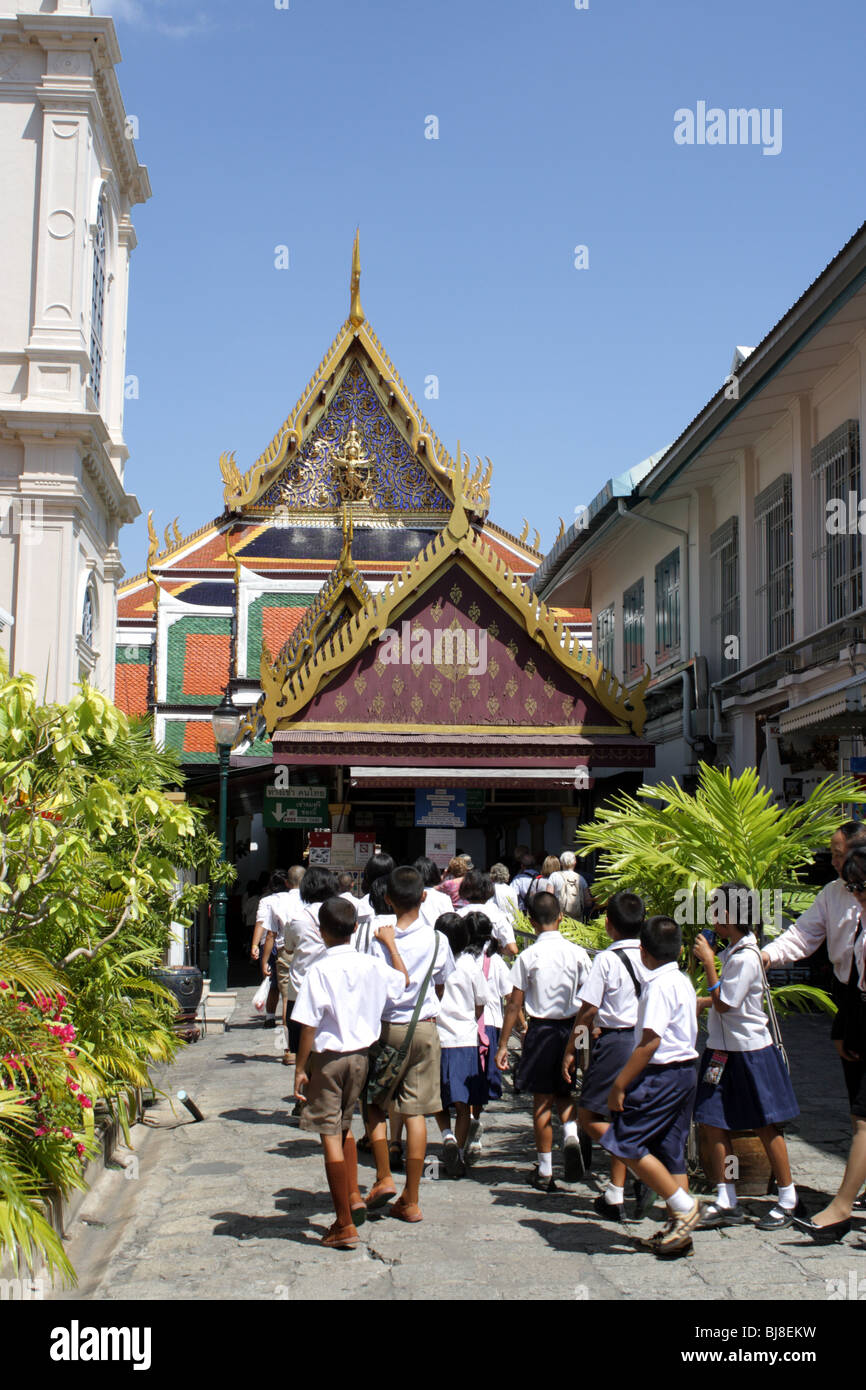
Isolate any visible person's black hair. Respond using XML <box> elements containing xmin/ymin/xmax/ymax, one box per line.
<box><xmin>336</xmin><ymin>871</ymin><xmax>356</xmax><ymax>893</ymax></box>
<box><xmin>300</xmin><ymin>865</ymin><xmax>340</xmax><ymax>904</ymax></box>
<box><xmin>266</xmin><ymin>870</ymin><xmax>290</xmax><ymax>895</ymax></box>
<box><xmin>385</xmin><ymin>865</ymin><xmax>425</xmax><ymax>912</ymax></box>
<box><xmin>712</xmin><ymin>881</ymin><xmax>760</xmax><ymax>929</ymax></box>
<box><xmin>368</xmin><ymin>874</ymin><xmax>391</xmax><ymax>917</ymax></box>
<box><xmin>841</xmin><ymin>849</ymin><xmax>866</xmax><ymax>885</ymax></box>
<box><xmin>527</xmin><ymin>891</ymin><xmax>561</xmax><ymax>928</ymax></box>
<box><xmin>461</xmin><ymin>870</ymin><xmax>494</xmax><ymax>905</ymax></box>
<box><xmin>840</xmin><ymin>820</ymin><xmax>866</xmax><ymax>841</ymax></box>
<box><xmin>641</xmin><ymin>915</ymin><xmax>682</xmax><ymax>964</ymax></box>
<box><xmin>462</xmin><ymin>909</ymin><xmax>498</xmax><ymax>958</ymax></box>
<box><xmin>435</xmin><ymin>912</ymin><xmax>470</xmax><ymax>956</ymax></box>
<box><xmin>319</xmin><ymin>896</ymin><xmax>357</xmax><ymax>939</ymax></box>
<box><xmin>413</xmin><ymin>856</ymin><xmax>442</xmax><ymax>887</ymax></box>
<box><xmin>362</xmin><ymin>852</ymin><xmax>395</xmax><ymax>893</ymax></box>
<box><xmin>606</xmin><ymin>890</ymin><xmax>645</xmax><ymax>937</ymax></box>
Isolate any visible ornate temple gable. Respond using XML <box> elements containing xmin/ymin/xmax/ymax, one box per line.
<box><xmin>217</xmin><ymin>236</ymin><xmax>492</xmax><ymax>519</ymax></box>
<box><xmin>256</xmin><ymin>469</ymin><xmax>650</xmax><ymax>741</ymax></box>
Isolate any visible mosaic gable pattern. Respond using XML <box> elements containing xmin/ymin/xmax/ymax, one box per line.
<box><xmin>259</xmin><ymin>361</ymin><xmax>451</xmax><ymax>513</ymax></box>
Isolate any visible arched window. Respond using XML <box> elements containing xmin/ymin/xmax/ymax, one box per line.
<box><xmin>89</xmin><ymin>197</ymin><xmax>107</xmax><ymax>405</ymax></box>
<box><xmin>82</xmin><ymin>583</ymin><xmax>95</xmax><ymax>648</ymax></box>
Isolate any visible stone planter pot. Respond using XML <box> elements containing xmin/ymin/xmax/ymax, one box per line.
<box><xmin>697</xmin><ymin>1124</ymin><xmax>772</xmax><ymax>1195</ymax></box>
<box><xmin>149</xmin><ymin>965</ymin><xmax>203</xmax><ymax>1043</ymax></box>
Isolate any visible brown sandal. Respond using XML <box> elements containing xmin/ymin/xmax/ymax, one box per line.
<box><xmin>390</xmin><ymin>1196</ymin><xmax>423</xmax><ymax>1223</ymax></box>
<box><xmin>366</xmin><ymin>1179</ymin><xmax>397</xmax><ymax>1211</ymax></box>
<box><xmin>321</xmin><ymin>1221</ymin><xmax>359</xmax><ymax>1249</ymax></box>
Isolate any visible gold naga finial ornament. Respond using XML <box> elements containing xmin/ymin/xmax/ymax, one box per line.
<box><xmin>519</xmin><ymin>518</ymin><xmax>530</xmax><ymax>544</ymax></box>
<box><xmin>349</xmin><ymin>227</ymin><xmax>364</xmax><ymax>328</ymax></box>
<box><xmin>145</xmin><ymin>511</ymin><xmax>162</xmax><ymax>594</ymax></box>
<box><xmin>557</xmin><ymin>516</ymin><xmax>566</xmax><ymax>540</ymax></box>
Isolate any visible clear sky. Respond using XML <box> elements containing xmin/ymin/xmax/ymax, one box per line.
<box><xmin>97</xmin><ymin>0</ymin><xmax>866</xmax><ymax>573</ymax></box>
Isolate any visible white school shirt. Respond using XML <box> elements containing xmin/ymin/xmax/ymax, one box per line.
<box><xmin>578</xmin><ymin>939</ymin><xmax>649</xmax><ymax>1029</ymax></box>
<box><xmin>636</xmin><ymin>962</ymin><xmax>698</xmax><ymax>1064</ymax></box>
<box><xmin>350</xmin><ymin>913</ymin><xmax>396</xmax><ymax>953</ymax></box>
<box><xmin>284</xmin><ymin>902</ymin><xmax>326</xmax><ymax>999</ymax></box>
<box><xmin>366</xmin><ymin>917</ymin><xmax>455</xmax><ymax>1023</ymax></box>
<box><xmin>436</xmin><ymin>952</ymin><xmax>491</xmax><ymax>1048</ymax></box>
<box><xmin>419</xmin><ymin>887</ymin><xmax>454</xmax><ymax>928</ymax></box>
<box><xmin>705</xmin><ymin>933</ymin><xmax>771</xmax><ymax>1053</ymax></box>
<box><xmin>475</xmin><ymin>951</ymin><xmax>513</xmax><ymax>1028</ymax></box>
<box><xmin>291</xmin><ymin>944</ymin><xmax>407</xmax><ymax>1053</ymax></box>
<box><xmin>763</xmin><ymin>878</ymin><xmax>859</xmax><ymax>984</ymax></box>
<box><xmin>509</xmin><ymin>931</ymin><xmax>591</xmax><ymax>1020</ymax></box>
<box><xmin>456</xmin><ymin>900</ymin><xmax>516</xmax><ymax>949</ymax></box>
<box><xmin>355</xmin><ymin>893</ymin><xmax>374</xmax><ymax>926</ymax></box>
<box><xmin>258</xmin><ymin>889</ymin><xmax>302</xmax><ymax>951</ymax></box>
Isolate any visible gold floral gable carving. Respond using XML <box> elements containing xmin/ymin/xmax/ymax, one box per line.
<box><xmin>257</xmin><ymin>454</ymin><xmax>651</xmax><ymax>738</ymax></box>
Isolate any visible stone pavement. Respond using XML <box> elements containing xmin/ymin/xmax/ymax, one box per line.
<box><xmin>51</xmin><ymin>992</ymin><xmax>866</xmax><ymax>1302</ymax></box>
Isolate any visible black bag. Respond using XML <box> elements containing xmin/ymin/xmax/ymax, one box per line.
<box><xmin>365</xmin><ymin>931</ymin><xmax>443</xmax><ymax>1109</ymax></box>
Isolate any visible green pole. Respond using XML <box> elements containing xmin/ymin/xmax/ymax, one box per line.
<box><xmin>209</xmin><ymin>742</ymin><xmax>230</xmax><ymax>993</ymax></box>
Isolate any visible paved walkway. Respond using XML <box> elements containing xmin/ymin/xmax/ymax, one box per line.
<box><xmin>52</xmin><ymin>992</ymin><xmax>865</xmax><ymax>1302</ymax></box>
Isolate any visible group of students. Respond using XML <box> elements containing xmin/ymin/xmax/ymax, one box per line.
<box><xmin>246</xmin><ymin>830</ymin><xmax>866</xmax><ymax>1259</ymax></box>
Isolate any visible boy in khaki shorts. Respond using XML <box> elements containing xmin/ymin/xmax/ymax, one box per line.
<box><xmin>293</xmin><ymin>897</ymin><xmax>409</xmax><ymax>1249</ymax></box>
<box><xmin>364</xmin><ymin>866</ymin><xmax>456</xmax><ymax>1223</ymax></box>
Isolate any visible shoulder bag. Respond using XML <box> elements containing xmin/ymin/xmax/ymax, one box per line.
<box><xmin>365</xmin><ymin>930</ymin><xmax>443</xmax><ymax>1109</ymax></box>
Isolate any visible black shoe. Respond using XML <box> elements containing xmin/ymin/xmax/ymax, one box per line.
<box><xmin>441</xmin><ymin>1138</ymin><xmax>465</xmax><ymax>1179</ymax></box>
<box><xmin>563</xmin><ymin>1136</ymin><xmax>585</xmax><ymax>1183</ymax></box>
<box><xmin>854</xmin><ymin>1192</ymin><xmax>866</xmax><ymax>1212</ymax></box>
<box><xmin>290</xmin><ymin>1100</ymin><xmax>303</xmax><ymax>1118</ymax></box>
<box><xmin>593</xmin><ymin>1193</ymin><xmax>626</xmax><ymax>1223</ymax></box>
<box><xmin>697</xmin><ymin>1201</ymin><xmax>747</xmax><ymax>1229</ymax></box>
<box><xmin>263</xmin><ymin>1017</ymin><xmax>277</xmax><ymax>1029</ymax></box>
<box><xmin>530</xmin><ymin>1165</ymin><xmax>559</xmax><ymax>1193</ymax></box>
<box><xmin>756</xmin><ymin>1199</ymin><xmax>808</xmax><ymax>1232</ymax></box>
<box><xmin>791</xmin><ymin>1213</ymin><xmax>852</xmax><ymax>1243</ymax></box>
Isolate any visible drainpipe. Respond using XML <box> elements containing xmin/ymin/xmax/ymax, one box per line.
<box><xmin>616</xmin><ymin>499</ymin><xmax>696</xmax><ymax>750</ymax></box>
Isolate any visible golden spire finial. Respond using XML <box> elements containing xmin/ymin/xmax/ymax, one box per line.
<box><xmin>146</xmin><ymin>511</ymin><xmax>162</xmax><ymax>595</ymax></box>
<box><xmin>339</xmin><ymin>501</ymin><xmax>355</xmax><ymax>569</ymax></box>
<box><xmin>446</xmin><ymin>439</ymin><xmax>470</xmax><ymax>541</ymax></box>
<box><xmin>349</xmin><ymin>227</ymin><xmax>364</xmax><ymax>328</ymax></box>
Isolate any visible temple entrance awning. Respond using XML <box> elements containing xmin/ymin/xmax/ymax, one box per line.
<box><xmin>271</xmin><ymin>730</ymin><xmax>654</xmax><ymax>771</ymax></box>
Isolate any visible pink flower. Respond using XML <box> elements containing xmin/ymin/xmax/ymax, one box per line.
<box><xmin>76</xmin><ymin>1143</ymin><xmax>85</xmax><ymax>1158</ymax></box>
<box><xmin>0</xmin><ymin>981</ymin><xmax>9</xmax><ymax>990</ymax></box>
<box><xmin>66</xmin><ymin>1078</ymin><xmax>79</xmax><ymax>1092</ymax></box>
<box><xmin>16</xmin><ymin>1003</ymin><xmax>28</xmax><ymax>1013</ymax></box>
<box><xmin>33</xmin><ymin>1126</ymin><xmax>48</xmax><ymax>1138</ymax></box>
<box><xmin>78</xmin><ymin>1094</ymin><xmax>92</xmax><ymax>1109</ymax></box>
<box><xmin>55</xmin><ymin>994</ymin><xmax>66</xmax><ymax>1010</ymax></box>
<box><xmin>61</xmin><ymin>1127</ymin><xmax>72</xmax><ymax>1139</ymax></box>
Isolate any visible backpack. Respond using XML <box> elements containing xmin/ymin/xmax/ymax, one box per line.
<box><xmin>558</xmin><ymin>870</ymin><xmax>588</xmax><ymax>922</ymax></box>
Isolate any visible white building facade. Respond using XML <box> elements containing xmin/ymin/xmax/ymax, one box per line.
<box><xmin>534</xmin><ymin>222</ymin><xmax>866</xmax><ymax>806</ymax></box>
<box><xmin>0</xmin><ymin>0</ymin><xmax>148</xmax><ymax>700</ymax></box>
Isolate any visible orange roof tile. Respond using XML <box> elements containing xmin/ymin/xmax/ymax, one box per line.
<box><xmin>114</xmin><ymin>663</ymin><xmax>149</xmax><ymax>717</ymax></box>
<box><xmin>181</xmin><ymin>634</ymin><xmax>231</xmax><ymax>697</ymax></box>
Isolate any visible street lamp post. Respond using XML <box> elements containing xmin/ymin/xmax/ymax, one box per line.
<box><xmin>210</xmin><ymin>686</ymin><xmax>241</xmax><ymax>993</ymax></box>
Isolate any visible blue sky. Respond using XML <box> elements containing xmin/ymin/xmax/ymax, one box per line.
<box><xmin>98</xmin><ymin>0</ymin><xmax>866</xmax><ymax>573</ymax></box>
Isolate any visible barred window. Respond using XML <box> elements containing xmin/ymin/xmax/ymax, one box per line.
<box><xmin>622</xmin><ymin>578</ymin><xmax>645</xmax><ymax>677</ymax></box>
<box><xmin>654</xmin><ymin>548</ymin><xmax>681</xmax><ymax>662</ymax></box>
<box><xmin>710</xmin><ymin>517</ymin><xmax>739</xmax><ymax>674</ymax></box>
<box><xmin>82</xmin><ymin>584</ymin><xmax>95</xmax><ymax>648</ymax></box>
<box><xmin>755</xmin><ymin>475</ymin><xmax>793</xmax><ymax>655</ymax></box>
<box><xmin>89</xmin><ymin>198</ymin><xmax>107</xmax><ymax>406</ymax></box>
<box><xmin>811</xmin><ymin>420</ymin><xmax>861</xmax><ymax>624</ymax></box>
<box><xmin>596</xmin><ymin>603</ymin><xmax>615</xmax><ymax>673</ymax></box>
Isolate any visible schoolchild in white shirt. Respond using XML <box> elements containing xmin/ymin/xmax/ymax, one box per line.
<box><xmin>563</xmin><ymin>890</ymin><xmax>649</xmax><ymax>1222</ymax></box>
<box><xmin>495</xmin><ymin>892</ymin><xmax>591</xmax><ymax>1191</ymax></box>
<box><xmin>463</xmin><ymin>909</ymin><xmax>512</xmax><ymax>1166</ymax></box>
<box><xmin>259</xmin><ymin>866</ymin><xmax>305</xmax><ymax>1060</ymax></box>
<box><xmin>693</xmin><ymin>882</ymin><xmax>801</xmax><ymax>1232</ymax></box>
<box><xmin>292</xmin><ymin>897</ymin><xmax>409</xmax><ymax>1250</ymax></box>
<box><xmin>457</xmin><ymin>870</ymin><xmax>519</xmax><ymax>958</ymax></box>
<box><xmin>602</xmin><ymin>915</ymin><xmax>700</xmax><ymax>1259</ymax></box>
<box><xmin>413</xmin><ymin>856</ymin><xmax>454</xmax><ymax>928</ymax></box>
<box><xmin>433</xmin><ymin>914</ymin><xmax>491</xmax><ymax>1178</ymax></box>
<box><xmin>353</xmin><ymin>852</ymin><xmax>396</xmax><ymax>930</ymax></box>
<box><xmin>280</xmin><ymin>867</ymin><xmax>340</xmax><ymax>1104</ymax></box>
<box><xmin>253</xmin><ymin>869</ymin><xmax>294</xmax><ymax>1026</ymax></box>
<box><xmin>363</xmin><ymin>866</ymin><xmax>456</xmax><ymax>1224</ymax></box>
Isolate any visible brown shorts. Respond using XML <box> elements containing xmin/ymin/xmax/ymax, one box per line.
<box><xmin>380</xmin><ymin>1019</ymin><xmax>442</xmax><ymax>1116</ymax></box>
<box><xmin>299</xmin><ymin>1049</ymin><xmax>369</xmax><ymax>1135</ymax></box>
<box><xmin>276</xmin><ymin>946</ymin><xmax>294</xmax><ymax>1003</ymax></box>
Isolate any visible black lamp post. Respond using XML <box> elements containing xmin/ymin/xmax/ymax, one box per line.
<box><xmin>210</xmin><ymin>686</ymin><xmax>241</xmax><ymax>993</ymax></box>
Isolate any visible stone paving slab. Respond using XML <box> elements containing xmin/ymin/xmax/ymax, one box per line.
<box><xmin>50</xmin><ymin>994</ymin><xmax>866</xmax><ymax>1302</ymax></box>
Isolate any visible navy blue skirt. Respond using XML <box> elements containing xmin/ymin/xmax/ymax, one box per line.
<box><xmin>601</xmin><ymin>1060</ymin><xmax>697</xmax><ymax>1173</ymax></box>
<box><xmin>580</xmin><ymin>1029</ymin><xmax>634</xmax><ymax>1114</ymax></box>
<box><xmin>441</xmin><ymin>1045</ymin><xmax>486</xmax><ymax>1108</ymax></box>
<box><xmin>514</xmin><ymin>1016</ymin><xmax>575</xmax><ymax>1097</ymax></box>
<box><xmin>693</xmin><ymin>1044</ymin><xmax>799</xmax><ymax>1130</ymax></box>
<box><xmin>478</xmin><ymin>1024</ymin><xmax>502</xmax><ymax>1104</ymax></box>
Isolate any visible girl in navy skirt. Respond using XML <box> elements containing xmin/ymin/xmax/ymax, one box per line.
<box><xmin>434</xmin><ymin>914</ymin><xmax>490</xmax><ymax>1179</ymax></box>
<box><xmin>460</xmin><ymin>910</ymin><xmax>513</xmax><ymax>1166</ymax></box>
<box><xmin>692</xmin><ymin>882</ymin><xmax>801</xmax><ymax>1231</ymax></box>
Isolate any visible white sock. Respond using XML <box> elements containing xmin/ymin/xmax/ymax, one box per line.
<box><xmin>442</xmin><ymin>1128</ymin><xmax>456</xmax><ymax>1144</ymax></box>
<box><xmin>537</xmin><ymin>1151</ymin><xmax>553</xmax><ymax>1177</ymax></box>
<box><xmin>562</xmin><ymin>1120</ymin><xmax>578</xmax><ymax>1142</ymax></box>
<box><xmin>605</xmin><ymin>1184</ymin><xmax>624</xmax><ymax>1205</ymax></box>
<box><xmin>716</xmin><ymin>1182</ymin><xmax>737</xmax><ymax>1209</ymax></box>
<box><xmin>777</xmin><ymin>1183</ymin><xmax>797</xmax><ymax>1210</ymax></box>
<box><xmin>667</xmin><ymin>1187</ymin><xmax>693</xmax><ymax>1216</ymax></box>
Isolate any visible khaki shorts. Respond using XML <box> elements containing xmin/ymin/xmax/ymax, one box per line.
<box><xmin>299</xmin><ymin>1049</ymin><xmax>369</xmax><ymax>1135</ymax></box>
<box><xmin>380</xmin><ymin>1019</ymin><xmax>442</xmax><ymax>1117</ymax></box>
<box><xmin>276</xmin><ymin>946</ymin><xmax>294</xmax><ymax>1003</ymax></box>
